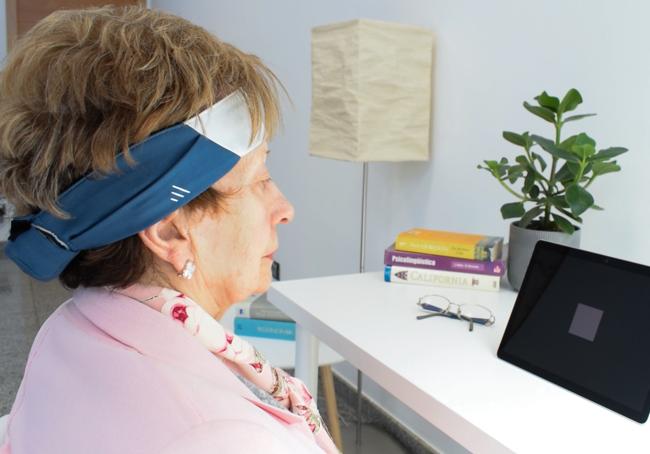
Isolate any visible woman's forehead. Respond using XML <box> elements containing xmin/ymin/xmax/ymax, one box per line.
<box><xmin>212</xmin><ymin>142</ymin><xmax>268</xmax><ymax>191</ymax></box>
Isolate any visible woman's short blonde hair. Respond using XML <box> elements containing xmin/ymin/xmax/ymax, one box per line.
<box><xmin>0</xmin><ymin>6</ymin><xmax>283</xmax><ymax>288</ymax></box>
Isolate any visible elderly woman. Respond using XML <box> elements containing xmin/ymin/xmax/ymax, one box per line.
<box><xmin>0</xmin><ymin>6</ymin><xmax>337</xmax><ymax>454</ymax></box>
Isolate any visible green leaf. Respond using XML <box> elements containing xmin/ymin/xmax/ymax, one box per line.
<box><xmin>567</xmin><ymin>161</ymin><xmax>581</xmax><ymax>175</ymax></box>
<box><xmin>523</xmin><ymin>171</ymin><xmax>535</xmax><ymax>193</ymax></box>
<box><xmin>574</xmin><ymin>133</ymin><xmax>596</xmax><ymax>147</ymax></box>
<box><xmin>565</xmin><ymin>184</ymin><xmax>594</xmax><ymax>216</ymax></box>
<box><xmin>520</xmin><ymin>206</ymin><xmax>545</xmax><ymax>228</ymax></box>
<box><xmin>483</xmin><ymin>160</ymin><xmax>500</xmax><ymax>172</ymax></box>
<box><xmin>532</xmin><ymin>152</ymin><xmax>547</xmax><ymax>171</ymax></box>
<box><xmin>548</xmin><ymin>206</ymin><xmax>583</xmax><ymax>224</ymax></box>
<box><xmin>558</xmin><ymin>88</ymin><xmax>583</xmax><ymax>114</ymax></box>
<box><xmin>559</xmin><ymin>134</ymin><xmax>578</xmax><ymax>152</ymax></box>
<box><xmin>550</xmin><ymin>195</ymin><xmax>570</xmax><ymax>209</ymax></box>
<box><xmin>554</xmin><ymin>205</ymin><xmax>583</xmax><ymax>223</ymax></box>
<box><xmin>563</xmin><ymin>113</ymin><xmax>596</xmax><ymax>123</ymax></box>
<box><xmin>591</xmin><ymin>160</ymin><xmax>621</xmax><ymax>176</ymax></box>
<box><xmin>531</xmin><ymin>135</ymin><xmax>580</xmax><ymax>162</ymax></box>
<box><xmin>524</xmin><ymin>101</ymin><xmax>556</xmax><ymax>123</ymax></box>
<box><xmin>478</xmin><ymin>161</ymin><xmax>505</xmax><ymax>176</ymax></box>
<box><xmin>571</xmin><ymin>144</ymin><xmax>596</xmax><ymax>160</ymax></box>
<box><xmin>515</xmin><ymin>155</ymin><xmax>529</xmax><ymax>167</ymax></box>
<box><xmin>507</xmin><ymin>165</ymin><xmax>525</xmax><ymax>183</ymax></box>
<box><xmin>552</xmin><ymin>213</ymin><xmax>576</xmax><ymax>234</ymax></box>
<box><xmin>528</xmin><ymin>184</ymin><xmax>540</xmax><ymax>199</ymax></box>
<box><xmin>555</xmin><ymin>163</ymin><xmax>574</xmax><ymax>182</ymax></box>
<box><xmin>592</xmin><ymin>204</ymin><xmax>604</xmax><ymax>211</ymax></box>
<box><xmin>501</xmin><ymin>202</ymin><xmax>526</xmax><ymax>219</ymax></box>
<box><xmin>535</xmin><ymin>91</ymin><xmax>560</xmax><ymax>112</ymax></box>
<box><xmin>503</xmin><ymin>131</ymin><xmax>527</xmax><ymax>147</ymax></box>
<box><xmin>592</xmin><ymin>147</ymin><xmax>628</xmax><ymax>161</ymax></box>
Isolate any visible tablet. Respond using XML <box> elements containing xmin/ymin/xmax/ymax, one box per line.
<box><xmin>498</xmin><ymin>241</ymin><xmax>650</xmax><ymax>423</ymax></box>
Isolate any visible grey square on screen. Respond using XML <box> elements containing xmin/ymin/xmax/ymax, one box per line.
<box><xmin>568</xmin><ymin>303</ymin><xmax>604</xmax><ymax>342</ymax></box>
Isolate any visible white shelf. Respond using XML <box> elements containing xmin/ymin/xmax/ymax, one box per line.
<box><xmin>220</xmin><ymin>297</ymin><xmax>342</xmax><ymax>370</ymax></box>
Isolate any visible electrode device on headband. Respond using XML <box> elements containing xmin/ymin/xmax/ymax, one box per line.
<box><xmin>5</xmin><ymin>91</ymin><xmax>264</xmax><ymax>281</ymax></box>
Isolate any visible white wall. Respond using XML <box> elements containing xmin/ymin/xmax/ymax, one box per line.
<box><xmin>152</xmin><ymin>1</ymin><xmax>650</xmax><ymax>451</ymax></box>
<box><xmin>152</xmin><ymin>0</ymin><xmax>650</xmax><ymax>275</ymax></box>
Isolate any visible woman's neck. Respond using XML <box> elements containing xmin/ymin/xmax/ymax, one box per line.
<box><xmin>116</xmin><ymin>278</ymin><xmax>228</xmax><ymax>320</ymax></box>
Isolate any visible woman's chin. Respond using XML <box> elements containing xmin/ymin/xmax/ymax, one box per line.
<box><xmin>254</xmin><ymin>269</ymin><xmax>273</xmax><ymax>294</ymax></box>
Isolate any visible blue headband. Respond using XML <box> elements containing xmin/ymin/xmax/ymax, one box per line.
<box><xmin>5</xmin><ymin>91</ymin><xmax>264</xmax><ymax>281</ymax></box>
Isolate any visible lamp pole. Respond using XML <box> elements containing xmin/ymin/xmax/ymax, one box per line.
<box><xmin>356</xmin><ymin>161</ymin><xmax>369</xmax><ymax>448</ymax></box>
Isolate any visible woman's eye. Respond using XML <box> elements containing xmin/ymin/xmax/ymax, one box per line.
<box><xmin>259</xmin><ymin>177</ymin><xmax>273</xmax><ymax>188</ymax></box>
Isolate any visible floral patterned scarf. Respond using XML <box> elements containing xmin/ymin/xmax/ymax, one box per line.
<box><xmin>118</xmin><ymin>286</ymin><xmax>338</xmax><ymax>453</ymax></box>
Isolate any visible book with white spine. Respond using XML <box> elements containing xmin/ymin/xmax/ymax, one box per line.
<box><xmin>385</xmin><ymin>265</ymin><xmax>500</xmax><ymax>292</ymax></box>
<box><xmin>236</xmin><ymin>293</ymin><xmax>293</xmax><ymax>322</ymax></box>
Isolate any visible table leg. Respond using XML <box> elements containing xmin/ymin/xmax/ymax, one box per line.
<box><xmin>295</xmin><ymin>323</ymin><xmax>319</xmax><ymax>399</ymax></box>
<box><xmin>356</xmin><ymin>370</ymin><xmax>363</xmax><ymax>447</ymax></box>
<box><xmin>320</xmin><ymin>365</ymin><xmax>343</xmax><ymax>451</ymax></box>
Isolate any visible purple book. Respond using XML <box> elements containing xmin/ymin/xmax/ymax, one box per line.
<box><xmin>384</xmin><ymin>243</ymin><xmax>506</xmax><ymax>276</ymax></box>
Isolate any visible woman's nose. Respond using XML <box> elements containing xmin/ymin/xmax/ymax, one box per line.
<box><xmin>276</xmin><ymin>193</ymin><xmax>295</xmax><ymax>225</ymax></box>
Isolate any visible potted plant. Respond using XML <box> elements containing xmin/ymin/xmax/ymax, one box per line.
<box><xmin>478</xmin><ymin>89</ymin><xmax>628</xmax><ymax>290</ymax></box>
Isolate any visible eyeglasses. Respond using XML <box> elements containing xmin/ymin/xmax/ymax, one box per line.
<box><xmin>416</xmin><ymin>294</ymin><xmax>495</xmax><ymax>331</ymax></box>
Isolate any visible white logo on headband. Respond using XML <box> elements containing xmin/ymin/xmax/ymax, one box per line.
<box><xmin>183</xmin><ymin>90</ymin><xmax>265</xmax><ymax>158</ymax></box>
<box><xmin>170</xmin><ymin>185</ymin><xmax>191</xmax><ymax>203</ymax></box>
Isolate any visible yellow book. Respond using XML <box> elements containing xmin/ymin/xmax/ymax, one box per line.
<box><xmin>395</xmin><ymin>228</ymin><xmax>503</xmax><ymax>261</ymax></box>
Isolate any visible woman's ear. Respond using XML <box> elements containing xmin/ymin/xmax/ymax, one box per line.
<box><xmin>138</xmin><ymin>210</ymin><xmax>193</xmax><ymax>273</ymax></box>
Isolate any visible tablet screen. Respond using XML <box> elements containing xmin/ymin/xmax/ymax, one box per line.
<box><xmin>498</xmin><ymin>241</ymin><xmax>650</xmax><ymax>423</ymax></box>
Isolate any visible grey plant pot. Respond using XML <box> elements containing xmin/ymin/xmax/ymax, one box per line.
<box><xmin>507</xmin><ymin>221</ymin><xmax>581</xmax><ymax>291</ymax></box>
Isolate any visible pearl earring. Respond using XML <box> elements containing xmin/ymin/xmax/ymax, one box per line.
<box><xmin>178</xmin><ymin>260</ymin><xmax>196</xmax><ymax>280</ymax></box>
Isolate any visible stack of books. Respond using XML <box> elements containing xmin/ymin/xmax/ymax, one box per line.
<box><xmin>384</xmin><ymin>228</ymin><xmax>505</xmax><ymax>292</ymax></box>
<box><xmin>233</xmin><ymin>293</ymin><xmax>296</xmax><ymax>340</ymax></box>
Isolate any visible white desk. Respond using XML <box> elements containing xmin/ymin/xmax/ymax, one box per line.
<box><xmin>268</xmin><ymin>272</ymin><xmax>650</xmax><ymax>454</ymax></box>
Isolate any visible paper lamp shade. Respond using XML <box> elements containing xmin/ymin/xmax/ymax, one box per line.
<box><xmin>309</xmin><ymin>19</ymin><xmax>434</xmax><ymax>162</ymax></box>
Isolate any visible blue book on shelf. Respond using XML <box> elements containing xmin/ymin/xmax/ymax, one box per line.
<box><xmin>234</xmin><ymin>317</ymin><xmax>296</xmax><ymax>341</ymax></box>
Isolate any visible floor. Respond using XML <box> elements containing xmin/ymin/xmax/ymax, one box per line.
<box><xmin>0</xmin><ymin>236</ymin><xmax>430</xmax><ymax>453</ymax></box>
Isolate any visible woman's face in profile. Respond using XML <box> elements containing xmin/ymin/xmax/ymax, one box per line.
<box><xmin>190</xmin><ymin>143</ymin><xmax>294</xmax><ymax>304</ymax></box>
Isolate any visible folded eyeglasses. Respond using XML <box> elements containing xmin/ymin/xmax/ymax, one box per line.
<box><xmin>416</xmin><ymin>294</ymin><xmax>495</xmax><ymax>332</ymax></box>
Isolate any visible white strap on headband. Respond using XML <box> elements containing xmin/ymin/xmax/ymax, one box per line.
<box><xmin>184</xmin><ymin>90</ymin><xmax>265</xmax><ymax>157</ymax></box>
